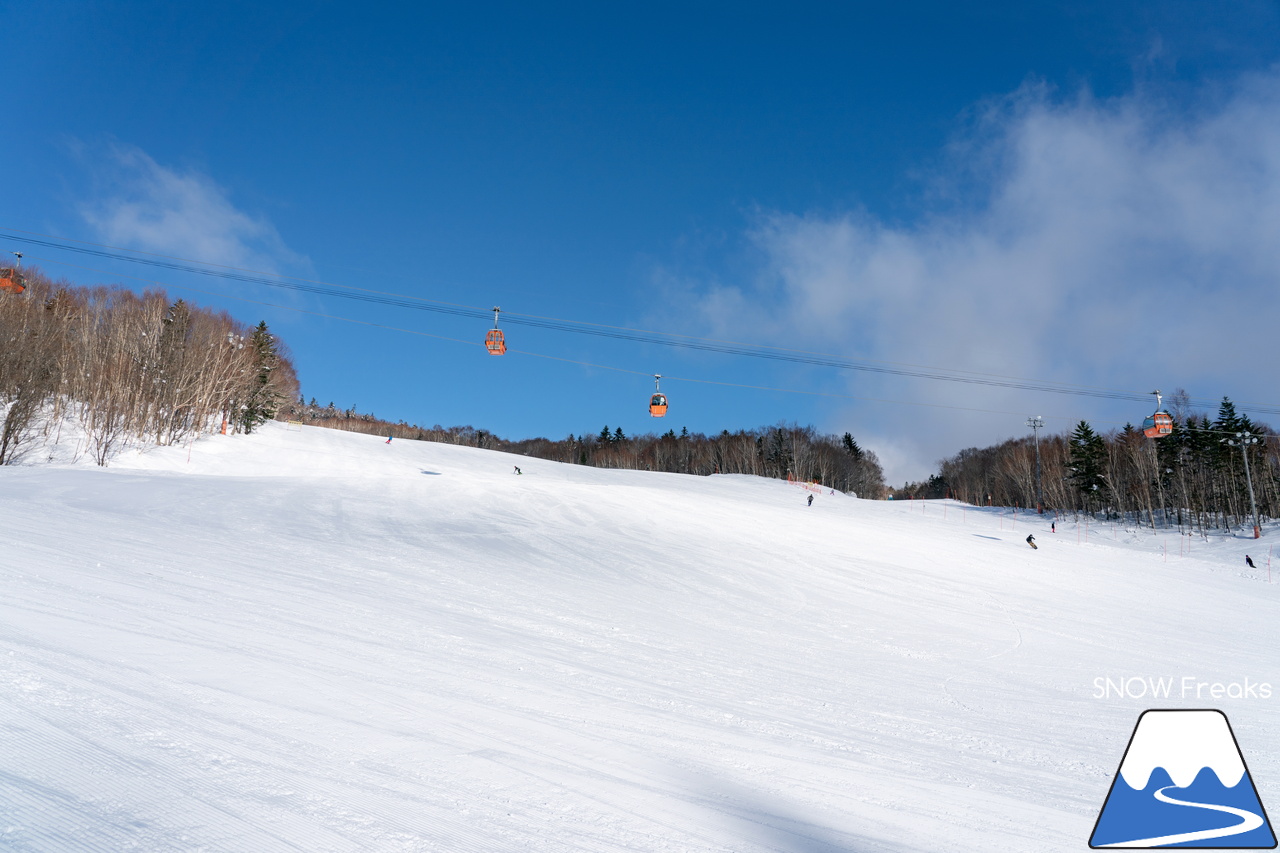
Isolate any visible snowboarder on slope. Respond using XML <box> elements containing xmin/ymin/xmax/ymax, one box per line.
<box><xmin>807</xmin><ymin>494</ymin><xmax>814</xmax><ymax>506</ymax></box>
<box><xmin>1026</xmin><ymin>534</ymin><xmax>1037</xmax><ymax>549</ymax></box>
<box><xmin>514</xmin><ymin>466</ymin><xmax>522</xmax><ymax>475</ymax></box>
<box><xmin>1246</xmin><ymin>554</ymin><xmax>1256</xmax><ymax>568</ymax></box>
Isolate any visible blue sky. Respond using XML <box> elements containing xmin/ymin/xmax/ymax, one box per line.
<box><xmin>5</xmin><ymin>1</ymin><xmax>1280</xmax><ymax>483</ymax></box>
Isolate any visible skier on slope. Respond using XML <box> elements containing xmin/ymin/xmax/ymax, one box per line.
<box><xmin>807</xmin><ymin>494</ymin><xmax>814</xmax><ymax>506</ymax></box>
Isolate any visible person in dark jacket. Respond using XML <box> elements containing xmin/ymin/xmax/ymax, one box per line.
<box><xmin>1246</xmin><ymin>554</ymin><xmax>1256</xmax><ymax>568</ymax></box>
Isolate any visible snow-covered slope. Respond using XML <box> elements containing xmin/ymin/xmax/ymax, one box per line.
<box><xmin>2</xmin><ymin>423</ymin><xmax>1278</xmax><ymax>852</ymax></box>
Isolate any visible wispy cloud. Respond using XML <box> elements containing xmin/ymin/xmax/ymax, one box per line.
<box><xmin>75</xmin><ymin>142</ymin><xmax>306</xmax><ymax>273</ymax></box>
<box><xmin>684</xmin><ymin>74</ymin><xmax>1280</xmax><ymax>481</ymax></box>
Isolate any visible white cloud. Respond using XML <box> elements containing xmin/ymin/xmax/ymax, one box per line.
<box><xmin>76</xmin><ymin>142</ymin><xmax>305</xmax><ymax>273</ymax></box>
<box><xmin>688</xmin><ymin>75</ymin><xmax>1280</xmax><ymax>483</ymax></box>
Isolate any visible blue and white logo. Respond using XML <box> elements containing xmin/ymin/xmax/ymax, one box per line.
<box><xmin>1091</xmin><ymin>709</ymin><xmax>1276</xmax><ymax>848</ymax></box>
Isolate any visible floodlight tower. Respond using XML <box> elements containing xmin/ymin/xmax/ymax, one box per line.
<box><xmin>1027</xmin><ymin>416</ymin><xmax>1045</xmax><ymax>513</ymax></box>
<box><xmin>1225</xmin><ymin>432</ymin><xmax>1262</xmax><ymax>539</ymax></box>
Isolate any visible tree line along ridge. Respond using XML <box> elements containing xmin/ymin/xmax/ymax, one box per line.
<box><xmin>895</xmin><ymin>395</ymin><xmax>1279</xmax><ymax>534</ymax></box>
<box><xmin>0</xmin><ymin>267</ymin><xmax>298</xmax><ymax>464</ymax></box>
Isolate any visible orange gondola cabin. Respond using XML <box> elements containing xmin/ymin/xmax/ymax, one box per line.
<box><xmin>1142</xmin><ymin>390</ymin><xmax>1173</xmax><ymax>438</ymax></box>
<box><xmin>648</xmin><ymin>374</ymin><xmax>667</xmax><ymax>417</ymax></box>
<box><xmin>0</xmin><ymin>267</ymin><xmax>25</xmax><ymax>295</ymax></box>
<box><xmin>1142</xmin><ymin>410</ymin><xmax>1173</xmax><ymax>438</ymax></box>
<box><xmin>485</xmin><ymin>307</ymin><xmax>506</xmax><ymax>355</ymax></box>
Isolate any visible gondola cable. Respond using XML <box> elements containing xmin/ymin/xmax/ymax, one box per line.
<box><xmin>8</xmin><ymin>228</ymin><xmax>1280</xmax><ymax>417</ymax></box>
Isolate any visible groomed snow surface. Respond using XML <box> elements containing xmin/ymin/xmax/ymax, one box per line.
<box><xmin>2</xmin><ymin>422</ymin><xmax>1278</xmax><ymax>852</ymax></box>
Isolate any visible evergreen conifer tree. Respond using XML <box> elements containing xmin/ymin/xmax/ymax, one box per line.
<box><xmin>1068</xmin><ymin>420</ymin><xmax>1107</xmax><ymax>510</ymax></box>
<box><xmin>1215</xmin><ymin>397</ymin><xmax>1243</xmax><ymax>434</ymax></box>
<box><xmin>1212</xmin><ymin>397</ymin><xmax>1246</xmax><ymax>473</ymax></box>
<box><xmin>239</xmin><ymin>322</ymin><xmax>283</xmax><ymax>434</ymax></box>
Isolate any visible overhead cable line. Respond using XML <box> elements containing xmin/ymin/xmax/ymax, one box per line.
<box><xmin>0</xmin><ymin>228</ymin><xmax>1147</xmax><ymax>398</ymax></box>
<box><xmin>24</xmin><ymin>254</ymin><xmax>1092</xmax><ymax>424</ymax></box>
<box><xmin>7</xmin><ymin>228</ymin><xmax>1280</xmax><ymax>416</ymax></box>
<box><xmin>0</xmin><ymin>230</ymin><xmax>1140</xmax><ymax>388</ymax></box>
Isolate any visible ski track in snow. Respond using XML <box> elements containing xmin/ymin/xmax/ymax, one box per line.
<box><xmin>1</xmin><ymin>422</ymin><xmax>1278</xmax><ymax>851</ymax></box>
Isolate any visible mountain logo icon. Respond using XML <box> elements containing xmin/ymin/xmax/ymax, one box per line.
<box><xmin>1090</xmin><ymin>709</ymin><xmax>1276</xmax><ymax>848</ymax></box>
